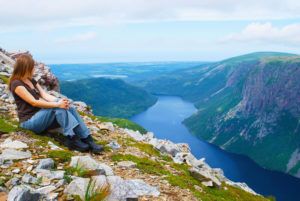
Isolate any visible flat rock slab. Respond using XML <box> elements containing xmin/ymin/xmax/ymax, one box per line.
<box><xmin>189</xmin><ymin>167</ymin><xmax>221</xmax><ymax>188</ymax></box>
<box><xmin>107</xmin><ymin>176</ymin><xmax>131</xmax><ymax>201</ymax></box>
<box><xmin>0</xmin><ymin>138</ymin><xmax>28</xmax><ymax>149</ymax></box>
<box><xmin>117</xmin><ymin>161</ymin><xmax>137</xmax><ymax>169</ymax></box>
<box><xmin>125</xmin><ymin>179</ymin><xmax>160</xmax><ymax>197</ymax></box>
<box><xmin>0</xmin><ymin>149</ymin><xmax>31</xmax><ymax>160</ymax></box>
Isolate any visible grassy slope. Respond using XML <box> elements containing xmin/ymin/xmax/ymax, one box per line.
<box><xmin>0</xmin><ymin>111</ymin><xmax>270</xmax><ymax>200</ymax></box>
<box><xmin>60</xmin><ymin>77</ymin><xmax>157</xmax><ymax>119</ymax></box>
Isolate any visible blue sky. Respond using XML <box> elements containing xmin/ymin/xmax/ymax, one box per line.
<box><xmin>0</xmin><ymin>0</ymin><xmax>299</xmax><ymax>64</ymax></box>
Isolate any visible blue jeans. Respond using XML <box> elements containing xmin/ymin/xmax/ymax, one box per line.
<box><xmin>21</xmin><ymin>99</ymin><xmax>90</xmax><ymax>139</ymax></box>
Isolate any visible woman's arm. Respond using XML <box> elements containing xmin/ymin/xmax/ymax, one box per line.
<box><xmin>14</xmin><ymin>85</ymin><xmax>69</xmax><ymax>109</ymax></box>
<box><xmin>36</xmin><ymin>83</ymin><xmax>58</xmax><ymax>102</ymax></box>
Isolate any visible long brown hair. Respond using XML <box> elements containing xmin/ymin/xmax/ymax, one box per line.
<box><xmin>8</xmin><ymin>55</ymin><xmax>35</xmax><ymax>91</ymax></box>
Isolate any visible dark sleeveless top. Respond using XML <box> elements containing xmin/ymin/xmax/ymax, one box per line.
<box><xmin>10</xmin><ymin>79</ymin><xmax>41</xmax><ymax>122</ymax></box>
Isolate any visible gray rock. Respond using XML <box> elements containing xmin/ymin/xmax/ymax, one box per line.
<box><xmin>55</xmin><ymin>179</ymin><xmax>66</xmax><ymax>187</ymax></box>
<box><xmin>0</xmin><ymin>93</ymin><xmax>8</xmax><ymax>99</ymax></box>
<box><xmin>125</xmin><ymin>179</ymin><xmax>160</xmax><ymax>197</ymax></box>
<box><xmin>202</xmin><ymin>181</ymin><xmax>214</xmax><ymax>187</ymax></box>
<box><xmin>159</xmin><ymin>141</ymin><xmax>180</xmax><ymax>157</ymax></box>
<box><xmin>22</xmin><ymin>174</ymin><xmax>38</xmax><ymax>184</ymax></box>
<box><xmin>99</xmin><ymin>122</ymin><xmax>115</xmax><ymax>131</ymax></box>
<box><xmin>49</xmin><ymin>171</ymin><xmax>65</xmax><ymax>180</ymax></box>
<box><xmin>91</xmin><ymin>175</ymin><xmax>108</xmax><ymax>187</ymax></box>
<box><xmin>0</xmin><ymin>149</ymin><xmax>31</xmax><ymax>160</ymax></box>
<box><xmin>64</xmin><ymin>177</ymin><xmax>90</xmax><ymax>200</ymax></box>
<box><xmin>107</xmin><ymin>141</ymin><xmax>121</xmax><ymax>151</ymax></box>
<box><xmin>117</xmin><ymin>161</ymin><xmax>137</xmax><ymax>169</ymax></box>
<box><xmin>98</xmin><ymin>163</ymin><xmax>114</xmax><ymax>176</ymax></box>
<box><xmin>70</xmin><ymin>155</ymin><xmax>114</xmax><ymax>176</ymax></box>
<box><xmin>0</xmin><ymin>158</ymin><xmax>3</xmax><ymax>165</ymax></box>
<box><xmin>70</xmin><ymin>155</ymin><xmax>99</xmax><ymax>170</ymax></box>
<box><xmin>0</xmin><ymin>106</ymin><xmax>8</xmax><ymax>112</ymax></box>
<box><xmin>36</xmin><ymin>158</ymin><xmax>54</xmax><ymax>170</ymax></box>
<box><xmin>189</xmin><ymin>167</ymin><xmax>221</xmax><ymax>188</ymax></box>
<box><xmin>107</xmin><ymin>176</ymin><xmax>131</xmax><ymax>201</ymax></box>
<box><xmin>7</xmin><ymin>178</ymin><xmax>20</xmax><ymax>188</ymax></box>
<box><xmin>144</xmin><ymin>132</ymin><xmax>154</xmax><ymax>141</ymax></box>
<box><xmin>48</xmin><ymin>141</ymin><xmax>63</xmax><ymax>150</ymax></box>
<box><xmin>0</xmin><ymin>138</ymin><xmax>28</xmax><ymax>149</ymax></box>
<box><xmin>124</xmin><ymin>129</ymin><xmax>143</xmax><ymax>141</ymax></box>
<box><xmin>7</xmin><ymin>185</ymin><xmax>40</xmax><ymax>201</ymax></box>
<box><xmin>35</xmin><ymin>185</ymin><xmax>56</xmax><ymax>194</ymax></box>
<box><xmin>212</xmin><ymin>168</ymin><xmax>226</xmax><ymax>181</ymax></box>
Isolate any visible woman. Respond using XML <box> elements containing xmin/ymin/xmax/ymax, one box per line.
<box><xmin>8</xmin><ymin>55</ymin><xmax>103</xmax><ymax>154</ymax></box>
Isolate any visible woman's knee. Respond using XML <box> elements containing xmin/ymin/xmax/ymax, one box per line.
<box><xmin>69</xmin><ymin>106</ymin><xmax>76</xmax><ymax>111</ymax></box>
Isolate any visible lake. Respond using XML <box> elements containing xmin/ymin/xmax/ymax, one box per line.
<box><xmin>129</xmin><ymin>95</ymin><xmax>300</xmax><ymax>201</ymax></box>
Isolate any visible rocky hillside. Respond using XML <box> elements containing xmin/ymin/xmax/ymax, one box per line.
<box><xmin>142</xmin><ymin>52</ymin><xmax>300</xmax><ymax>178</ymax></box>
<box><xmin>0</xmin><ymin>48</ymin><xmax>269</xmax><ymax>200</ymax></box>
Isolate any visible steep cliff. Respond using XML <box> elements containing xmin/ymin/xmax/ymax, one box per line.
<box><xmin>143</xmin><ymin>52</ymin><xmax>300</xmax><ymax>178</ymax></box>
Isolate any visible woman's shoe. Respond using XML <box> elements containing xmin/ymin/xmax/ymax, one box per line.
<box><xmin>82</xmin><ymin>135</ymin><xmax>104</xmax><ymax>154</ymax></box>
<box><xmin>64</xmin><ymin>135</ymin><xmax>90</xmax><ymax>152</ymax></box>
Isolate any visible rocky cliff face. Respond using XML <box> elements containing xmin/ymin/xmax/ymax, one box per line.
<box><xmin>142</xmin><ymin>52</ymin><xmax>300</xmax><ymax>178</ymax></box>
<box><xmin>183</xmin><ymin>54</ymin><xmax>300</xmax><ymax>178</ymax></box>
<box><xmin>0</xmin><ymin>48</ymin><xmax>267</xmax><ymax>200</ymax></box>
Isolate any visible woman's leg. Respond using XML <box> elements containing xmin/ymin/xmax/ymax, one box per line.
<box><xmin>67</xmin><ymin>106</ymin><xmax>90</xmax><ymax>139</ymax></box>
<box><xmin>21</xmin><ymin>107</ymin><xmax>78</xmax><ymax>136</ymax></box>
<box><xmin>21</xmin><ymin>108</ymin><xmax>57</xmax><ymax>134</ymax></box>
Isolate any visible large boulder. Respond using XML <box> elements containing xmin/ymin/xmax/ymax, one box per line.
<box><xmin>7</xmin><ymin>185</ymin><xmax>40</xmax><ymax>201</ymax></box>
<box><xmin>64</xmin><ymin>177</ymin><xmax>90</xmax><ymax>200</ymax></box>
<box><xmin>189</xmin><ymin>167</ymin><xmax>221</xmax><ymax>188</ymax></box>
<box><xmin>70</xmin><ymin>155</ymin><xmax>114</xmax><ymax>176</ymax></box>
<box><xmin>158</xmin><ymin>141</ymin><xmax>181</xmax><ymax>157</ymax></box>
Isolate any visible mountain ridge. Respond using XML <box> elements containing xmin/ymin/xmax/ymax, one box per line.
<box><xmin>142</xmin><ymin>52</ymin><xmax>300</xmax><ymax>178</ymax></box>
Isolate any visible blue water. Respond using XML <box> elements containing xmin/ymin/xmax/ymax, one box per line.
<box><xmin>129</xmin><ymin>95</ymin><xmax>300</xmax><ymax>201</ymax></box>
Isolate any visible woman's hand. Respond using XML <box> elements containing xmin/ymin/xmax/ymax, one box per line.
<box><xmin>57</xmin><ymin>98</ymin><xmax>69</xmax><ymax>110</ymax></box>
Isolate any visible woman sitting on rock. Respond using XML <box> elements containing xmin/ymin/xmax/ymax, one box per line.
<box><xmin>8</xmin><ymin>55</ymin><xmax>103</xmax><ymax>154</ymax></box>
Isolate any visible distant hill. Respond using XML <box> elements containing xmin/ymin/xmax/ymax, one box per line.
<box><xmin>60</xmin><ymin>77</ymin><xmax>157</xmax><ymax>118</ymax></box>
<box><xmin>142</xmin><ymin>52</ymin><xmax>300</xmax><ymax>178</ymax></box>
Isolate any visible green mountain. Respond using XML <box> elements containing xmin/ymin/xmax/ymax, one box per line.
<box><xmin>142</xmin><ymin>52</ymin><xmax>300</xmax><ymax>178</ymax></box>
<box><xmin>60</xmin><ymin>77</ymin><xmax>157</xmax><ymax>118</ymax></box>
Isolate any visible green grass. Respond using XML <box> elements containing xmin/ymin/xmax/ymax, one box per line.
<box><xmin>0</xmin><ymin>74</ymin><xmax>9</xmax><ymax>84</ymax></box>
<box><xmin>0</xmin><ymin>117</ymin><xmax>16</xmax><ymax>133</ymax></box>
<box><xmin>44</xmin><ymin>150</ymin><xmax>74</xmax><ymax>163</ymax></box>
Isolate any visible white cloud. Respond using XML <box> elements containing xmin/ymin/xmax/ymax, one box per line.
<box><xmin>220</xmin><ymin>22</ymin><xmax>300</xmax><ymax>46</ymax></box>
<box><xmin>0</xmin><ymin>0</ymin><xmax>300</xmax><ymax>32</ymax></box>
<box><xmin>53</xmin><ymin>31</ymin><xmax>97</xmax><ymax>43</ymax></box>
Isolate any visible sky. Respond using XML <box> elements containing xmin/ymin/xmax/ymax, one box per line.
<box><xmin>0</xmin><ymin>0</ymin><xmax>300</xmax><ymax>64</ymax></box>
